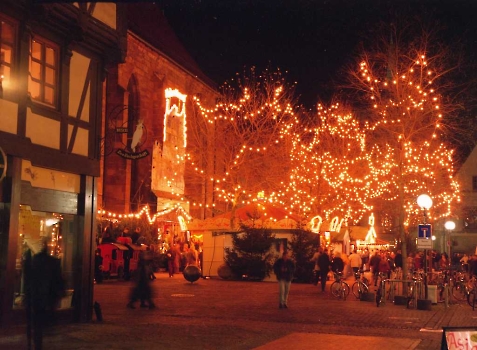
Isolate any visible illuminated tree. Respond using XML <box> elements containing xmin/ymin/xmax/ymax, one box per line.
<box><xmin>278</xmin><ymin>103</ymin><xmax>374</xmax><ymax>223</ymax></box>
<box><xmin>189</xmin><ymin>67</ymin><xmax>299</xmax><ymax>227</ymax></box>
<box><xmin>344</xmin><ymin>23</ymin><xmax>461</xmax><ymax>276</ymax></box>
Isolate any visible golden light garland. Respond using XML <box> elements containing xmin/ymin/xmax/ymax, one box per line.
<box><xmin>97</xmin><ymin>205</ymin><xmax>192</xmax><ymax>224</ymax></box>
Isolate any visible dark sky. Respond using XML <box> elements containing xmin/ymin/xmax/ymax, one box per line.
<box><xmin>159</xmin><ymin>0</ymin><xmax>477</xmax><ymax>109</ymax></box>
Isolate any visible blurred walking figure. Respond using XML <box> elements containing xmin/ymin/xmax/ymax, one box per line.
<box><xmin>310</xmin><ymin>247</ymin><xmax>322</xmax><ymax>285</ymax></box>
<box><xmin>348</xmin><ymin>250</ymin><xmax>362</xmax><ymax>280</ymax></box>
<box><xmin>166</xmin><ymin>246</ymin><xmax>175</xmax><ymax>277</ymax></box>
<box><xmin>317</xmin><ymin>249</ymin><xmax>331</xmax><ymax>292</ymax></box>
<box><xmin>25</xmin><ymin>238</ymin><xmax>65</xmax><ymax>350</ymax></box>
<box><xmin>273</xmin><ymin>251</ymin><xmax>295</xmax><ymax>309</ymax></box>
<box><xmin>127</xmin><ymin>251</ymin><xmax>155</xmax><ymax>309</ymax></box>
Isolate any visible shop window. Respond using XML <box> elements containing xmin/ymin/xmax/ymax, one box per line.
<box><xmin>13</xmin><ymin>205</ymin><xmax>76</xmax><ymax>310</ymax></box>
<box><xmin>28</xmin><ymin>35</ymin><xmax>58</xmax><ymax>106</ymax></box>
<box><xmin>0</xmin><ymin>17</ymin><xmax>16</xmax><ymax>88</ymax></box>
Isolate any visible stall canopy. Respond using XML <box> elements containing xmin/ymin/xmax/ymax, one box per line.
<box><xmin>189</xmin><ymin>203</ymin><xmax>302</xmax><ymax>231</ymax></box>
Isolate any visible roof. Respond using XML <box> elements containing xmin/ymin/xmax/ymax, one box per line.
<box><xmin>109</xmin><ymin>243</ymin><xmax>129</xmax><ymax>250</ymax></box>
<box><xmin>348</xmin><ymin>226</ymin><xmax>370</xmax><ymax>240</ymax></box>
<box><xmin>128</xmin><ymin>244</ymin><xmax>147</xmax><ymax>251</ymax></box>
<box><xmin>213</xmin><ymin>203</ymin><xmax>302</xmax><ymax>222</ymax></box>
<box><xmin>330</xmin><ymin>231</ymin><xmax>345</xmax><ymax>242</ymax></box>
<box><xmin>126</xmin><ymin>3</ymin><xmax>217</xmax><ymax>90</ymax></box>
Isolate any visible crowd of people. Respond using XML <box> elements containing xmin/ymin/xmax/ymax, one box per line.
<box><xmin>310</xmin><ymin>247</ymin><xmax>477</xmax><ymax>290</ymax></box>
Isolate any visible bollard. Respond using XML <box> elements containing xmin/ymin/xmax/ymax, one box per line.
<box><xmin>93</xmin><ymin>301</ymin><xmax>103</xmax><ymax>322</ymax></box>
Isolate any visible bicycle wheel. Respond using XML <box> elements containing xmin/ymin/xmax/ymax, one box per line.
<box><xmin>342</xmin><ymin>283</ymin><xmax>350</xmax><ymax>300</ymax></box>
<box><xmin>452</xmin><ymin>282</ymin><xmax>467</xmax><ymax>301</ymax></box>
<box><xmin>352</xmin><ymin>281</ymin><xmax>368</xmax><ymax>299</ymax></box>
<box><xmin>330</xmin><ymin>281</ymin><xmax>341</xmax><ymax>298</ymax></box>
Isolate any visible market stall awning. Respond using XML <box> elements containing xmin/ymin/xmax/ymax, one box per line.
<box><xmin>214</xmin><ymin>203</ymin><xmax>301</xmax><ymax>222</ymax></box>
<box><xmin>189</xmin><ymin>203</ymin><xmax>301</xmax><ymax>231</ymax></box>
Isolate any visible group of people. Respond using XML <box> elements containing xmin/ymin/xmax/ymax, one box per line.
<box><xmin>165</xmin><ymin>242</ymin><xmax>201</xmax><ymax>277</ymax></box>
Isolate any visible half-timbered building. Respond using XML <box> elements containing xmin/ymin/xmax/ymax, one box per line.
<box><xmin>0</xmin><ymin>1</ymin><xmax>125</xmax><ymax>325</ymax></box>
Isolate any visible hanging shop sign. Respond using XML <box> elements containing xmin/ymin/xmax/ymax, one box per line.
<box><xmin>103</xmin><ymin>105</ymin><xmax>150</xmax><ymax>160</ymax></box>
<box><xmin>115</xmin><ymin>118</ymin><xmax>149</xmax><ymax>160</ymax></box>
<box><xmin>0</xmin><ymin>147</ymin><xmax>6</xmax><ymax>183</ymax></box>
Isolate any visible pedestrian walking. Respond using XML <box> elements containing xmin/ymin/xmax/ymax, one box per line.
<box><xmin>25</xmin><ymin>239</ymin><xmax>65</xmax><ymax>350</ymax></box>
<box><xmin>310</xmin><ymin>247</ymin><xmax>322</xmax><ymax>285</ymax></box>
<box><xmin>369</xmin><ymin>251</ymin><xmax>381</xmax><ymax>286</ymax></box>
<box><xmin>331</xmin><ymin>252</ymin><xmax>344</xmax><ymax>274</ymax></box>
<box><xmin>348</xmin><ymin>250</ymin><xmax>362</xmax><ymax>280</ymax></box>
<box><xmin>127</xmin><ymin>251</ymin><xmax>156</xmax><ymax>309</ymax></box>
<box><xmin>166</xmin><ymin>245</ymin><xmax>175</xmax><ymax>277</ymax></box>
<box><xmin>94</xmin><ymin>248</ymin><xmax>103</xmax><ymax>284</ymax></box>
<box><xmin>273</xmin><ymin>251</ymin><xmax>295</xmax><ymax>309</ymax></box>
<box><xmin>317</xmin><ymin>249</ymin><xmax>331</xmax><ymax>292</ymax></box>
<box><xmin>361</xmin><ymin>248</ymin><xmax>370</xmax><ymax>271</ymax></box>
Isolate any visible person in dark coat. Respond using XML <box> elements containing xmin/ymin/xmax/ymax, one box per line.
<box><xmin>317</xmin><ymin>249</ymin><xmax>331</xmax><ymax>292</ymax></box>
<box><xmin>273</xmin><ymin>251</ymin><xmax>296</xmax><ymax>309</ymax></box>
<box><xmin>94</xmin><ymin>249</ymin><xmax>103</xmax><ymax>284</ymax></box>
<box><xmin>331</xmin><ymin>252</ymin><xmax>344</xmax><ymax>274</ymax></box>
<box><xmin>127</xmin><ymin>251</ymin><xmax>155</xmax><ymax>309</ymax></box>
<box><xmin>25</xmin><ymin>240</ymin><xmax>65</xmax><ymax>350</ymax></box>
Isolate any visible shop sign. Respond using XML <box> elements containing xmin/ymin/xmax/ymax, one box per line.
<box><xmin>0</xmin><ymin>147</ymin><xmax>6</xmax><ymax>183</ymax></box>
<box><xmin>105</xmin><ymin>106</ymin><xmax>150</xmax><ymax>160</ymax></box>
<box><xmin>442</xmin><ymin>327</ymin><xmax>477</xmax><ymax>349</ymax></box>
<box><xmin>116</xmin><ymin>149</ymin><xmax>149</xmax><ymax>160</ymax></box>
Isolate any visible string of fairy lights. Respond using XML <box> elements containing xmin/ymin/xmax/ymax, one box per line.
<box><xmin>97</xmin><ymin>204</ymin><xmax>192</xmax><ymax>225</ymax></box>
<box><xmin>104</xmin><ymin>53</ymin><xmax>460</xmax><ymax>230</ymax></box>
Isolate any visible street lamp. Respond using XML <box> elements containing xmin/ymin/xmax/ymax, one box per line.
<box><xmin>444</xmin><ymin>220</ymin><xmax>455</xmax><ymax>263</ymax></box>
<box><xmin>417</xmin><ymin>194</ymin><xmax>432</xmax><ymax>300</ymax></box>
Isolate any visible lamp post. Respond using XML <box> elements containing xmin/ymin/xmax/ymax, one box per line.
<box><xmin>417</xmin><ymin>194</ymin><xmax>432</xmax><ymax>300</ymax></box>
<box><xmin>444</xmin><ymin>220</ymin><xmax>455</xmax><ymax>264</ymax></box>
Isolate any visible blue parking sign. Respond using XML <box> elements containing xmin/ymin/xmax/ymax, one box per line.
<box><xmin>418</xmin><ymin>224</ymin><xmax>432</xmax><ymax>238</ymax></box>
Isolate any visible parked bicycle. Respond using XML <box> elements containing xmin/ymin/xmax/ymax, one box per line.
<box><xmin>466</xmin><ymin>276</ymin><xmax>477</xmax><ymax>309</ymax></box>
<box><xmin>452</xmin><ymin>270</ymin><xmax>470</xmax><ymax>301</ymax></box>
<box><xmin>406</xmin><ymin>273</ymin><xmax>424</xmax><ymax>309</ymax></box>
<box><xmin>330</xmin><ymin>271</ymin><xmax>350</xmax><ymax>300</ymax></box>
<box><xmin>351</xmin><ymin>270</ymin><xmax>369</xmax><ymax>299</ymax></box>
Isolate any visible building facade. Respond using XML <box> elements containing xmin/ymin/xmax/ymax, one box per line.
<box><xmin>0</xmin><ymin>1</ymin><xmax>125</xmax><ymax>325</ymax></box>
<box><xmin>454</xmin><ymin>146</ymin><xmax>477</xmax><ymax>254</ymax></box>
<box><xmin>99</xmin><ymin>3</ymin><xmax>219</xmax><ymax>242</ymax></box>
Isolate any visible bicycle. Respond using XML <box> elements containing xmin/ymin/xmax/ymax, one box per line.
<box><xmin>406</xmin><ymin>273</ymin><xmax>424</xmax><ymax>309</ymax></box>
<box><xmin>436</xmin><ymin>269</ymin><xmax>452</xmax><ymax>305</ymax></box>
<box><xmin>330</xmin><ymin>271</ymin><xmax>350</xmax><ymax>300</ymax></box>
<box><xmin>351</xmin><ymin>270</ymin><xmax>369</xmax><ymax>299</ymax></box>
<box><xmin>466</xmin><ymin>276</ymin><xmax>477</xmax><ymax>309</ymax></box>
<box><xmin>451</xmin><ymin>270</ymin><xmax>470</xmax><ymax>301</ymax></box>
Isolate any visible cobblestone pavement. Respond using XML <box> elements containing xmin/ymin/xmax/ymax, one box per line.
<box><xmin>1</xmin><ymin>272</ymin><xmax>476</xmax><ymax>349</ymax></box>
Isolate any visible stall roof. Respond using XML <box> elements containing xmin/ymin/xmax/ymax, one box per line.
<box><xmin>111</xmin><ymin>243</ymin><xmax>129</xmax><ymax>251</ymax></box>
<box><xmin>214</xmin><ymin>203</ymin><xmax>301</xmax><ymax>222</ymax></box>
<box><xmin>128</xmin><ymin>244</ymin><xmax>147</xmax><ymax>251</ymax></box>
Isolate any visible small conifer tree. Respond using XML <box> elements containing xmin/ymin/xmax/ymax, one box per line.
<box><xmin>224</xmin><ymin>224</ymin><xmax>276</xmax><ymax>280</ymax></box>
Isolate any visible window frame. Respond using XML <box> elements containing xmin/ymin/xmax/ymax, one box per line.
<box><xmin>28</xmin><ymin>34</ymin><xmax>59</xmax><ymax>107</ymax></box>
<box><xmin>0</xmin><ymin>15</ymin><xmax>17</xmax><ymax>92</ymax></box>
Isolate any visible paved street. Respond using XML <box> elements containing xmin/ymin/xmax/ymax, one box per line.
<box><xmin>1</xmin><ymin>272</ymin><xmax>476</xmax><ymax>349</ymax></box>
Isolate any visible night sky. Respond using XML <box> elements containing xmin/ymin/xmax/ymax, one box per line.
<box><xmin>159</xmin><ymin>0</ymin><xmax>477</xmax><ymax>109</ymax></box>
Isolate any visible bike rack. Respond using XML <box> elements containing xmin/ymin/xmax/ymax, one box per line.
<box><xmin>380</xmin><ymin>279</ymin><xmax>423</xmax><ymax>308</ymax></box>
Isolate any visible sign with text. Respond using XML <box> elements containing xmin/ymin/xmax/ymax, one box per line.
<box><xmin>417</xmin><ymin>224</ymin><xmax>432</xmax><ymax>250</ymax></box>
<box><xmin>441</xmin><ymin>327</ymin><xmax>477</xmax><ymax>349</ymax></box>
<box><xmin>417</xmin><ymin>238</ymin><xmax>432</xmax><ymax>249</ymax></box>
